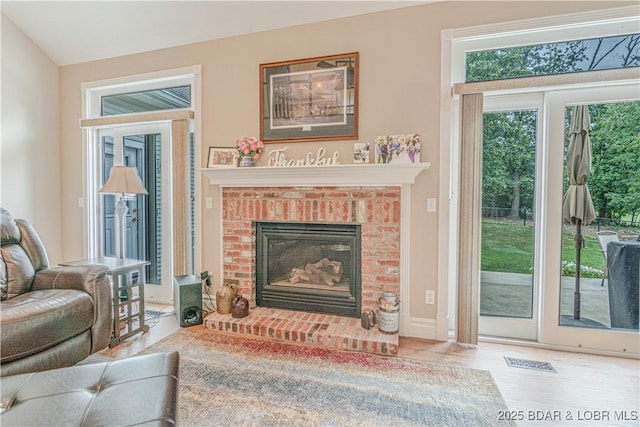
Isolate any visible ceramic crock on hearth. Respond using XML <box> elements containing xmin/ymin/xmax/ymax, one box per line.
<box><xmin>378</xmin><ymin>292</ymin><xmax>399</xmax><ymax>334</ymax></box>
<box><xmin>232</xmin><ymin>294</ymin><xmax>249</xmax><ymax>318</ymax></box>
<box><xmin>216</xmin><ymin>282</ymin><xmax>237</xmax><ymax>314</ymax></box>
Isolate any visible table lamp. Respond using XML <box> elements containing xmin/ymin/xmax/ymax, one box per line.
<box><xmin>99</xmin><ymin>166</ymin><xmax>148</xmax><ymax>259</ymax></box>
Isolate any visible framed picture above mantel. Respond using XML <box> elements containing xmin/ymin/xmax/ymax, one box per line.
<box><xmin>260</xmin><ymin>52</ymin><xmax>359</xmax><ymax>144</ymax></box>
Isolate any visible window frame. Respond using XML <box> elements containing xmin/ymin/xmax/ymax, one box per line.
<box><xmin>83</xmin><ymin>68</ymin><xmax>196</xmax><ymax>120</ymax></box>
<box><xmin>438</xmin><ymin>6</ymin><xmax>640</xmax><ymax>343</ymax></box>
<box><xmin>450</xmin><ymin>8</ymin><xmax>639</xmax><ymax>84</ymax></box>
<box><xmin>80</xmin><ymin>66</ymin><xmax>202</xmax><ymax>277</ymax></box>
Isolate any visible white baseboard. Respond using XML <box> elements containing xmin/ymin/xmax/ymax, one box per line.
<box><xmin>403</xmin><ymin>316</ymin><xmax>438</xmax><ymax>340</ymax></box>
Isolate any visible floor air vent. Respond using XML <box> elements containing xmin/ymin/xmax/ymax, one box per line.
<box><xmin>504</xmin><ymin>357</ymin><xmax>556</xmax><ymax>373</ymax></box>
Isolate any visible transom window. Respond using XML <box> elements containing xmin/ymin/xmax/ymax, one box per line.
<box><xmin>101</xmin><ymin>85</ymin><xmax>191</xmax><ymax>116</ymax></box>
<box><xmin>466</xmin><ymin>33</ymin><xmax>640</xmax><ymax>82</ymax></box>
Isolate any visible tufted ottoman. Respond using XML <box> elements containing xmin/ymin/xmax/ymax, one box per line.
<box><xmin>0</xmin><ymin>351</ymin><xmax>179</xmax><ymax>426</ymax></box>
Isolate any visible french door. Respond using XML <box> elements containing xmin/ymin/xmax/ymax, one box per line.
<box><xmin>479</xmin><ymin>93</ymin><xmax>542</xmax><ymax>341</ymax></box>
<box><xmin>478</xmin><ymin>83</ymin><xmax>639</xmax><ymax>355</ymax></box>
<box><xmin>542</xmin><ymin>83</ymin><xmax>639</xmax><ymax>355</ymax></box>
<box><xmin>99</xmin><ymin>123</ymin><xmax>174</xmax><ymax>303</ymax></box>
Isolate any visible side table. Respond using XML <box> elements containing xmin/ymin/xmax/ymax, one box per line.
<box><xmin>59</xmin><ymin>257</ymin><xmax>150</xmax><ymax>348</ymax></box>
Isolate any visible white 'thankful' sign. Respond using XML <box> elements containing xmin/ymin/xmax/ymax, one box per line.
<box><xmin>267</xmin><ymin>146</ymin><xmax>341</xmax><ymax>167</ymax></box>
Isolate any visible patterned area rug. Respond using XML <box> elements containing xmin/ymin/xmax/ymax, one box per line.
<box><xmin>142</xmin><ymin>328</ymin><xmax>514</xmax><ymax>426</ymax></box>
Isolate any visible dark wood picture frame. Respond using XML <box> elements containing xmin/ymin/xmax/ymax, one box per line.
<box><xmin>260</xmin><ymin>52</ymin><xmax>359</xmax><ymax>144</ymax></box>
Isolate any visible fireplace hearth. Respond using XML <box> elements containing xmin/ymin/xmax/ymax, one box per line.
<box><xmin>202</xmin><ymin>166</ymin><xmax>430</xmax><ymax>347</ymax></box>
<box><xmin>256</xmin><ymin>222</ymin><xmax>361</xmax><ymax>317</ymax></box>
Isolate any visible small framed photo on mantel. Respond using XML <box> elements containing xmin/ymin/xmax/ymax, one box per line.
<box><xmin>207</xmin><ymin>147</ymin><xmax>238</xmax><ymax>168</ymax></box>
<box><xmin>353</xmin><ymin>142</ymin><xmax>370</xmax><ymax>164</ymax></box>
<box><xmin>373</xmin><ymin>134</ymin><xmax>421</xmax><ymax>164</ymax></box>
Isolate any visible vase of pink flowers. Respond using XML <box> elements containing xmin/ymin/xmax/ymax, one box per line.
<box><xmin>235</xmin><ymin>136</ymin><xmax>264</xmax><ymax>167</ymax></box>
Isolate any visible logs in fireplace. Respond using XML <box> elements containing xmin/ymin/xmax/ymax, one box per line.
<box><xmin>256</xmin><ymin>222</ymin><xmax>361</xmax><ymax>317</ymax></box>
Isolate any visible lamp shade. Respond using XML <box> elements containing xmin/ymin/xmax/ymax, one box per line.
<box><xmin>99</xmin><ymin>166</ymin><xmax>148</xmax><ymax>195</ymax></box>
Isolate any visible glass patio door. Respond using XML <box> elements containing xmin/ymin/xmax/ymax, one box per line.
<box><xmin>479</xmin><ymin>94</ymin><xmax>542</xmax><ymax>341</ymax></box>
<box><xmin>99</xmin><ymin>123</ymin><xmax>174</xmax><ymax>303</ymax></box>
<box><xmin>542</xmin><ymin>83</ymin><xmax>639</xmax><ymax>355</ymax></box>
<box><xmin>102</xmin><ymin>136</ymin><xmax>147</xmax><ymax>261</ymax></box>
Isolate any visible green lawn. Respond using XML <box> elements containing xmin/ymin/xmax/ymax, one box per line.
<box><xmin>481</xmin><ymin>219</ymin><xmax>605</xmax><ymax>277</ymax></box>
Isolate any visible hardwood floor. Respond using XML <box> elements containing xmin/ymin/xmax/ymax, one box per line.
<box><xmin>400</xmin><ymin>338</ymin><xmax>639</xmax><ymax>426</ymax></box>
<box><xmin>96</xmin><ymin>303</ymin><xmax>180</xmax><ymax>360</ymax></box>
<box><xmin>101</xmin><ymin>303</ymin><xmax>639</xmax><ymax>426</ymax></box>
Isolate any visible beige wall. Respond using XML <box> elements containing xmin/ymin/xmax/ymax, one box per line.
<box><xmin>1</xmin><ymin>13</ymin><xmax>62</xmax><ymax>264</ymax></box>
<box><xmin>57</xmin><ymin>1</ymin><xmax>625</xmax><ymax>332</ymax></box>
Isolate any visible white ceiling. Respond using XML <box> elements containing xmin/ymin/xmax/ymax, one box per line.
<box><xmin>1</xmin><ymin>1</ymin><xmax>431</xmax><ymax>66</ymax></box>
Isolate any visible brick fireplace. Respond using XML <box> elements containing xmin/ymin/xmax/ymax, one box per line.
<box><xmin>200</xmin><ymin>164</ymin><xmax>429</xmax><ymax>355</ymax></box>
<box><xmin>221</xmin><ymin>185</ymin><xmax>401</xmax><ymax>314</ymax></box>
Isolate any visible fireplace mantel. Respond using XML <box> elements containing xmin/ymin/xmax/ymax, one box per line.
<box><xmin>200</xmin><ymin>162</ymin><xmax>430</xmax><ymax>336</ymax></box>
<box><xmin>199</xmin><ymin>163</ymin><xmax>430</xmax><ymax>187</ymax></box>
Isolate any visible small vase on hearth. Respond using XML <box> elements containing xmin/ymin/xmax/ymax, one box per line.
<box><xmin>239</xmin><ymin>156</ymin><xmax>255</xmax><ymax>167</ymax></box>
<box><xmin>232</xmin><ymin>294</ymin><xmax>249</xmax><ymax>318</ymax></box>
<box><xmin>216</xmin><ymin>282</ymin><xmax>237</xmax><ymax>314</ymax></box>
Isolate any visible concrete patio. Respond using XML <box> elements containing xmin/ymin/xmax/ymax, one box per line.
<box><xmin>480</xmin><ymin>271</ymin><xmax>612</xmax><ymax>328</ymax></box>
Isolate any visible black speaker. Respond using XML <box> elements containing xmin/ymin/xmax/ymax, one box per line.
<box><xmin>173</xmin><ymin>275</ymin><xmax>203</xmax><ymax>327</ymax></box>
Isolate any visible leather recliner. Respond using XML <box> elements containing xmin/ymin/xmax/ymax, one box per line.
<box><xmin>0</xmin><ymin>208</ymin><xmax>112</xmax><ymax>376</ymax></box>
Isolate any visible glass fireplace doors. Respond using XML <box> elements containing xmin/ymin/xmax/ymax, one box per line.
<box><xmin>256</xmin><ymin>222</ymin><xmax>361</xmax><ymax>317</ymax></box>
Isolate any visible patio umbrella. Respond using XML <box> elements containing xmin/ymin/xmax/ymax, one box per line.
<box><xmin>562</xmin><ymin>105</ymin><xmax>596</xmax><ymax>320</ymax></box>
